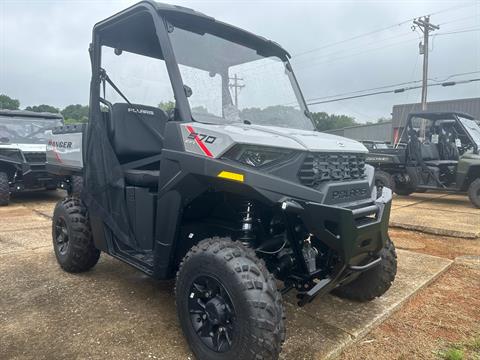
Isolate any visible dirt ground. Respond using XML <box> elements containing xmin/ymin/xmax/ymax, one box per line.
<box><xmin>340</xmin><ymin>229</ymin><xmax>480</xmax><ymax>360</ymax></box>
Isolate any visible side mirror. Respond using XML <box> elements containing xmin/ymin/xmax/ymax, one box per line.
<box><xmin>114</xmin><ymin>48</ymin><xmax>123</xmax><ymax>56</ymax></box>
<box><xmin>184</xmin><ymin>85</ymin><xmax>193</xmax><ymax>98</ymax></box>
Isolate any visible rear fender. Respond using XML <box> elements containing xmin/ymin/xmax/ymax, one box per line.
<box><xmin>456</xmin><ymin>155</ymin><xmax>480</xmax><ymax>190</ymax></box>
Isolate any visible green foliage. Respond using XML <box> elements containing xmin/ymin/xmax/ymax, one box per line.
<box><xmin>310</xmin><ymin>111</ymin><xmax>357</xmax><ymax>131</ymax></box>
<box><xmin>61</xmin><ymin>104</ymin><xmax>89</xmax><ymax>123</ymax></box>
<box><xmin>158</xmin><ymin>101</ymin><xmax>175</xmax><ymax>113</ymax></box>
<box><xmin>376</xmin><ymin>117</ymin><xmax>392</xmax><ymax>123</ymax></box>
<box><xmin>439</xmin><ymin>347</ymin><xmax>464</xmax><ymax>360</ymax></box>
<box><xmin>0</xmin><ymin>94</ymin><xmax>20</xmax><ymax>110</ymax></box>
<box><xmin>25</xmin><ymin>104</ymin><xmax>59</xmax><ymax>113</ymax></box>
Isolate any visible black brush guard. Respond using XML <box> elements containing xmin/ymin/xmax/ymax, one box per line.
<box><xmin>282</xmin><ymin>187</ymin><xmax>392</xmax><ymax>306</ymax></box>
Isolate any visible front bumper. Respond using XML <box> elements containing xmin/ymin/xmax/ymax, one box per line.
<box><xmin>281</xmin><ymin>187</ymin><xmax>392</xmax><ymax>305</ymax></box>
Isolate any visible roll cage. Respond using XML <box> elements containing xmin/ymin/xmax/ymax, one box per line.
<box><xmin>405</xmin><ymin>111</ymin><xmax>479</xmax><ymax>154</ymax></box>
<box><xmin>88</xmin><ymin>0</ymin><xmax>295</xmax><ymax>127</ymax></box>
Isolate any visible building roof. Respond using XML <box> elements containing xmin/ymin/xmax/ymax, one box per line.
<box><xmin>392</xmin><ymin>97</ymin><xmax>480</xmax><ymax>128</ymax></box>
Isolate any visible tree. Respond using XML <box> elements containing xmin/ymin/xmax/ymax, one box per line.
<box><xmin>376</xmin><ymin>117</ymin><xmax>391</xmax><ymax>123</ymax></box>
<box><xmin>61</xmin><ymin>104</ymin><xmax>89</xmax><ymax>123</ymax></box>
<box><xmin>310</xmin><ymin>112</ymin><xmax>357</xmax><ymax>131</ymax></box>
<box><xmin>25</xmin><ymin>104</ymin><xmax>59</xmax><ymax>113</ymax></box>
<box><xmin>158</xmin><ymin>101</ymin><xmax>175</xmax><ymax>113</ymax></box>
<box><xmin>0</xmin><ymin>94</ymin><xmax>20</xmax><ymax>110</ymax></box>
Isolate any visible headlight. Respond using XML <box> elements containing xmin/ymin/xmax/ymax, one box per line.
<box><xmin>222</xmin><ymin>145</ymin><xmax>294</xmax><ymax>167</ymax></box>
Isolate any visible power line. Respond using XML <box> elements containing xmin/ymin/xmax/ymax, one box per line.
<box><xmin>307</xmin><ymin>77</ymin><xmax>480</xmax><ymax>106</ymax></box>
<box><xmin>433</xmin><ymin>27</ymin><xmax>480</xmax><ymax>37</ymax></box>
<box><xmin>305</xmin><ymin>71</ymin><xmax>480</xmax><ymax>103</ymax></box>
<box><xmin>290</xmin><ymin>2</ymin><xmax>477</xmax><ymax>60</ymax></box>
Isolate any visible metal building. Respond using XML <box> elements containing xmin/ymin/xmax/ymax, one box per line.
<box><xmin>325</xmin><ymin>121</ymin><xmax>393</xmax><ymax>142</ymax></box>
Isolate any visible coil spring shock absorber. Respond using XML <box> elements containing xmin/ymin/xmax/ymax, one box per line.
<box><xmin>239</xmin><ymin>201</ymin><xmax>255</xmax><ymax>246</ymax></box>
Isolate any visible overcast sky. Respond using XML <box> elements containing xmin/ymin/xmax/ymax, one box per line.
<box><xmin>1</xmin><ymin>0</ymin><xmax>479</xmax><ymax>122</ymax></box>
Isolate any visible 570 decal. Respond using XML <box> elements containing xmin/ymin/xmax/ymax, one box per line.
<box><xmin>186</xmin><ymin>131</ymin><xmax>217</xmax><ymax>144</ymax></box>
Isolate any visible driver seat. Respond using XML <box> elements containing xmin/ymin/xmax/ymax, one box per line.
<box><xmin>109</xmin><ymin>103</ymin><xmax>169</xmax><ymax>188</ymax></box>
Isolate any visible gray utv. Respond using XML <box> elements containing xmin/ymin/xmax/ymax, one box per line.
<box><xmin>0</xmin><ymin>109</ymin><xmax>65</xmax><ymax>205</ymax></box>
<box><xmin>48</xmin><ymin>2</ymin><xmax>396</xmax><ymax>359</ymax></box>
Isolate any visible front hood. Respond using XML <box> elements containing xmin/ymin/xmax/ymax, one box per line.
<box><xmin>0</xmin><ymin>143</ymin><xmax>46</xmax><ymax>153</ymax></box>
<box><xmin>244</xmin><ymin>124</ymin><xmax>368</xmax><ymax>153</ymax></box>
<box><xmin>180</xmin><ymin>122</ymin><xmax>368</xmax><ymax>159</ymax></box>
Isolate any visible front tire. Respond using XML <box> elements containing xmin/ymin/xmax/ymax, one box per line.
<box><xmin>374</xmin><ymin>170</ymin><xmax>395</xmax><ymax>197</ymax></box>
<box><xmin>468</xmin><ymin>178</ymin><xmax>480</xmax><ymax>208</ymax></box>
<box><xmin>52</xmin><ymin>197</ymin><xmax>100</xmax><ymax>273</ymax></box>
<box><xmin>0</xmin><ymin>172</ymin><xmax>10</xmax><ymax>206</ymax></box>
<box><xmin>334</xmin><ymin>237</ymin><xmax>397</xmax><ymax>302</ymax></box>
<box><xmin>175</xmin><ymin>237</ymin><xmax>285</xmax><ymax>360</ymax></box>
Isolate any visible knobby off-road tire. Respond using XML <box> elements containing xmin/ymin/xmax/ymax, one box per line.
<box><xmin>68</xmin><ymin>175</ymin><xmax>83</xmax><ymax>197</ymax></box>
<box><xmin>52</xmin><ymin>197</ymin><xmax>100</xmax><ymax>273</ymax></box>
<box><xmin>334</xmin><ymin>237</ymin><xmax>397</xmax><ymax>302</ymax></box>
<box><xmin>175</xmin><ymin>237</ymin><xmax>285</xmax><ymax>360</ymax></box>
<box><xmin>468</xmin><ymin>178</ymin><xmax>480</xmax><ymax>208</ymax></box>
<box><xmin>394</xmin><ymin>185</ymin><xmax>415</xmax><ymax>196</ymax></box>
<box><xmin>0</xmin><ymin>172</ymin><xmax>10</xmax><ymax>206</ymax></box>
<box><xmin>374</xmin><ymin>170</ymin><xmax>395</xmax><ymax>197</ymax></box>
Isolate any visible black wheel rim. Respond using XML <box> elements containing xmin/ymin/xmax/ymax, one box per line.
<box><xmin>188</xmin><ymin>275</ymin><xmax>236</xmax><ymax>353</ymax></box>
<box><xmin>54</xmin><ymin>217</ymin><xmax>69</xmax><ymax>256</ymax></box>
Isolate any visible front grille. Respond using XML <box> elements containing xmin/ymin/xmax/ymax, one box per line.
<box><xmin>23</xmin><ymin>152</ymin><xmax>46</xmax><ymax>164</ymax></box>
<box><xmin>298</xmin><ymin>153</ymin><xmax>366</xmax><ymax>187</ymax></box>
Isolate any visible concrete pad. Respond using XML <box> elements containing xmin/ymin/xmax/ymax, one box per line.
<box><xmin>390</xmin><ymin>206</ymin><xmax>480</xmax><ymax>239</ymax></box>
<box><xmin>0</xmin><ymin>227</ymin><xmax>51</xmax><ymax>254</ymax></box>
<box><xmin>455</xmin><ymin>255</ymin><xmax>480</xmax><ymax>269</ymax></box>
<box><xmin>0</xmin><ymin>242</ymin><xmax>451</xmax><ymax>360</ymax></box>
<box><xmin>391</xmin><ymin>193</ymin><xmax>446</xmax><ymax>208</ymax></box>
<box><xmin>283</xmin><ymin>250</ymin><xmax>452</xmax><ymax>359</ymax></box>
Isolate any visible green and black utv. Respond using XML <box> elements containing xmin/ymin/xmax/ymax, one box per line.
<box><xmin>368</xmin><ymin>111</ymin><xmax>480</xmax><ymax>207</ymax></box>
<box><xmin>49</xmin><ymin>2</ymin><xmax>397</xmax><ymax>359</ymax></box>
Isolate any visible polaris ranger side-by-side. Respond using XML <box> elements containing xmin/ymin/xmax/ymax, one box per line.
<box><xmin>48</xmin><ymin>2</ymin><xmax>396</xmax><ymax>359</ymax></box>
<box><xmin>0</xmin><ymin>109</ymin><xmax>66</xmax><ymax>205</ymax></box>
<box><xmin>368</xmin><ymin>111</ymin><xmax>480</xmax><ymax>207</ymax></box>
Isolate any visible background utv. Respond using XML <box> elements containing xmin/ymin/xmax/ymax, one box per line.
<box><xmin>0</xmin><ymin>109</ymin><xmax>66</xmax><ymax>205</ymax></box>
<box><xmin>49</xmin><ymin>2</ymin><xmax>397</xmax><ymax>359</ymax></box>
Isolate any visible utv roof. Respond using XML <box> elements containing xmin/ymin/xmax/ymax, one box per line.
<box><xmin>93</xmin><ymin>0</ymin><xmax>290</xmax><ymax>62</ymax></box>
<box><xmin>0</xmin><ymin>109</ymin><xmax>63</xmax><ymax>120</ymax></box>
<box><xmin>408</xmin><ymin>111</ymin><xmax>475</xmax><ymax>120</ymax></box>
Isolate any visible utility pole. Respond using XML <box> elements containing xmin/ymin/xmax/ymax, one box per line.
<box><xmin>229</xmin><ymin>74</ymin><xmax>245</xmax><ymax>108</ymax></box>
<box><xmin>413</xmin><ymin>16</ymin><xmax>439</xmax><ymax>137</ymax></box>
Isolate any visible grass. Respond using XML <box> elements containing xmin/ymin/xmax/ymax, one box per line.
<box><xmin>436</xmin><ymin>336</ymin><xmax>480</xmax><ymax>360</ymax></box>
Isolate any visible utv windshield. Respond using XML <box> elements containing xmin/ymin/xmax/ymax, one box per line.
<box><xmin>168</xmin><ymin>24</ymin><xmax>314</xmax><ymax>131</ymax></box>
<box><xmin>458</xmin><ymin>116</ymin><xmax>480</xmax><ymax>149</ymax></box>
<box><xmin>0</xmin><ymin>117</ymin><xmax>62</xmax><ymax>144</ymax></box>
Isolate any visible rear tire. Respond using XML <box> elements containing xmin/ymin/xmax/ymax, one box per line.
<box><xmin>374</xmin><ymin>170</ymin><xmax>395</xmax><ymax>197</ymax></box>
<box><xmin>52</xmin><ymin>197</ymin><xmax>100</xmax><ymax>273</ymax></box>
<box><xmin>0</xmin><ymin>172</ymin><xmax>10</xmax><ymax>206</ymax></box>
<box><xmin>394</xmin><ymin>186</ymin><xmax>415</xmax><ymax>196</ymax></box>
<box><xmin>468</xmin><ymin>178</ymin><xmax>480</xmax><ymax>208</ymax></box>
<box><xmin>175</xmin><ymin>237</ymin><xmax>285</xmax><ymax>360</ymax></box>
<box><xmin>334</xmin><ymin>237</ymin><xmax>397</xmax><ymax>302</ymax></box>
<box><xmin>68</xmin><ymin>175</ymin><xmax>83</xmax><ymax>197</ymax></box>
